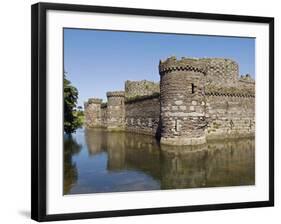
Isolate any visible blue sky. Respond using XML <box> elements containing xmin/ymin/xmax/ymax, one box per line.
<box><xmin>64</xmin><ymin>28</ymin><xmax>255</xmax><ymax>106</ymax></box>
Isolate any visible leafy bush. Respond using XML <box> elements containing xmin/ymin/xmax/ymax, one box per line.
<box><xmin>64</xmin><ymin>74</ymin><xmax>83</xmax><ymax>134</ymax></box>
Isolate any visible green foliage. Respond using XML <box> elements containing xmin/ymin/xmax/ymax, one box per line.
<box><xmin>74</xmin><ymin>110</ymin><xmax>85</xmax><ymax>125</ymax></box>
<box><xmin>64</xmin><ymin>73</ymin><xmax>83</xmax><ymax>134</ymax></box>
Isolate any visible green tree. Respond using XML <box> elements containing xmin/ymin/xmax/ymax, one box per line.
<box><xmin>64</xmin><ymin>73</ymin><xmax>82</xmax><ymax>134</ymax></box>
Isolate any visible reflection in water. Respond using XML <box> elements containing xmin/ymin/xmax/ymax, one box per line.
<box><xmin>64</xmin><ymin>128</ymin><xmax>255</xmax><ymax>194</ymax></box>
<box><xmin>63</xmin><ymin>135</ymin><xmax>82</xmax><ymax>194</ymax></box>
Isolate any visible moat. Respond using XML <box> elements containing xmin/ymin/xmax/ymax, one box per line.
<box><xmin>64</xmin><ymin>128</ymin><xmax>255</xmax><ymax>195</ymax></box>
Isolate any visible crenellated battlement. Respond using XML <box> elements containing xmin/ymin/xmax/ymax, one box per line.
<box><xmin>88</xmin><ymin>98</ymin><xmax>103</xmax><ymax>104</ymax></box>
<box><xmin>159</xmin><ymin>56</ymin><xmax>243</xmax><ymax>85</ymax></box>
<box><xmin>85</xmin><ymin>56</ymin><xmax>255</xmax><ymax>145</ymax></box>
<box><xmin>159</xmin><ymin>56</ymin><xmax>206</xmax><ymax>75</ymax></box>
<box><xmin>106</xmin><ymin>91</ymin><xmax>125</xmax><ymax>97</ymax></box>
<box><xmin>205</xmin><ymin>84</ymin><xmax>255</xmax><ymax>97</ymax></box>
<box><xmin>239</xmin><ymin>74</ymin><xmax>255</xmax><ymax>83</ymax></box>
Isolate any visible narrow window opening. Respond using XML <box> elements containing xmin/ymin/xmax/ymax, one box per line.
<box><xmin>175</xmin><ymin>119</ymin><xmax>181</xmax><ymax>132</ymax></box>
<box><xmin>191</xmin><ymin>83</ymin><xmax>195</xmax><ymax>94</ymax></box>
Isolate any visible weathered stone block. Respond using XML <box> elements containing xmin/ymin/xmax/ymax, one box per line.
<box><xmin>192</xmin><ymin>101</ymin><xmax>197</xmax><ymax>105</ymax></box>
<box><xmin>175</xmin><ymin>100</ymin><xmax>183</xmax><ymax>105</ymax></box>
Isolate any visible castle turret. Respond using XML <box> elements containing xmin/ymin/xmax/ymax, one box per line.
<box><xmin>201</xmin><ymin>58</ymin><xmax>239</xmax><ymax>85</ymax></box>
<box><xmin>106</xmin><ymin>91</ymin><xmax>125</xmax><ymax>130</ymax></box>
<box><xmin>159</xmin><ymin>56</ymin><xmax>207</xmax><ymax>145</ymax></box>
<box><xmin>84</xmin><ymin>98</ymin><xmax>102</xmax><ymax>128</ymax></box>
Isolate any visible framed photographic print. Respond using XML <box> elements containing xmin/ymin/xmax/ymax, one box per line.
<box><xmin>31</xmin><ymin>2</ymin><xmax>274</xmax><ymax>222</ymax></box>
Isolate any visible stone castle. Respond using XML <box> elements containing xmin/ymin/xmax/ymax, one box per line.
<box><xmin>84</xmin><ymin>56</ymin><xmax>255</xmax><ymax>145</ymax></box>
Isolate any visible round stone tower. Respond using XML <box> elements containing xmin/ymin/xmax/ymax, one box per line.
<box><xmin>159</xmin><ymin>56</ymin><xmax>207</xmax><ymax>145</ymax></box>
<box><xmin>106</xmin><ymin>91</ymin><xmax>125</xmax><ymax>130</ymax></box>
<box><xmin>84</xmin><ymin>98</ymin><xmax>102</xmax><ymax>128</ymax></box>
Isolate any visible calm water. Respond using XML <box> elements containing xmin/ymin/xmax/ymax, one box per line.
<box><xmin>64</xmin><ymin>128</ymin><xmax>255</xmax><ymax>195</ymax></box>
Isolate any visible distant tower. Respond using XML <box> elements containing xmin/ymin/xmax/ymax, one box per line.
<box><xmin>84</xmin><ymin>98</ymin><xmax>102</xmax><ymax>128</ymax></box>
<box><xmin>106</xmin><ymin>91</ymin><xmax>125</xmax><ymax>130</ymax></box>
<box><xmin>159</xmin><ymin>57</ymin><xmax>207</xmax><ymax>145</ymax></box>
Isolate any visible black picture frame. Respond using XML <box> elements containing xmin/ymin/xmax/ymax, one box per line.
<box><xmin>31</xmin><ymin>2</ymin><xmax>274</xmax><ymax>222</ymax></box>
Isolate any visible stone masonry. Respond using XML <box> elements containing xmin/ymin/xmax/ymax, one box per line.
<box><xmin>84</xmin><ymin>56</ymin><xmax>255</xmax><ymax>145</ymax></box>
<box><xmin>84</xmin><ymin>98</ymin><xmax>102</xmax><ymax>128</ymax></box>
<box><xmin>106</xmin><ymin>91</ymin><xmax>125</xmax><ymax>130</ymax></box>
<box><xmin>125</xmin><ymin>80</ymin><xmax>159</xmax><ymax>98</ymax></box>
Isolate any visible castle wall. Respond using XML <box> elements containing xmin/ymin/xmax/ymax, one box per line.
<box><xmin>100</xmin><ymin>103</ymin><xmax>107</xmax><ymax>127</ymax></box>
<box><xmin>125</xmin><ymin>80</ymin><xmax>159</xmax><ymax>98</ymax></box>
<box><xmin>204</xmin><ymin>77</ymin><xmax>255</xmax><ymax>139</ymax></box>
<box><xmin>201</xmin><ymin>58</ymin><xmax>239</xmax><ymax>85</ymax></box>
<box><xmin>84</xmin><ymin>56</ymin><xmax>255</xmax><ymax>145</ymax></box>
<box><xmin>205</xmin><ymin>95</ymin><xmax>255</xmax><ymax>140</ymax></box>
<box><xmin>125</xmin><ymin>96</ymin><xmax>160</xmax><ymax>136</ymax></box>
